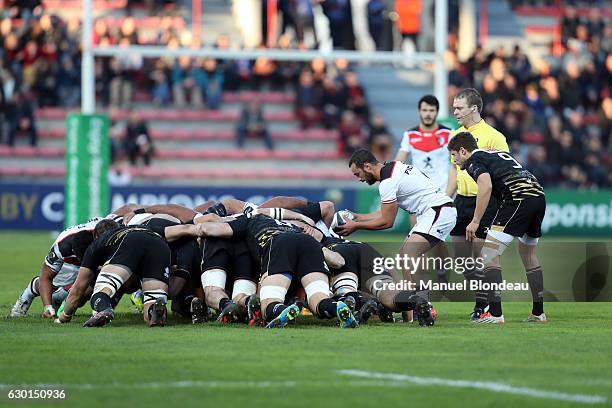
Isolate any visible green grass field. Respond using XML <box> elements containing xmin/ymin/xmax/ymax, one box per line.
<box><xmin>1</xmin><ymin>231</ymin><xmax>611</xmax><ymax>408</ymax></box>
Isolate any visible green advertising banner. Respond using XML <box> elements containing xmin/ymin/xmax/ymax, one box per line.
<box><xmin>64</xmin><ymin>113</ymin><xmax>110</xmax><ymax>228</ymax></box>
<box><xmin>542</xmin><ymin>189</ymin><xmax>612</xmax><ymax>236</ymax></box>
<box><xmin>355</xmin><ymin>187</ymin><xmax>612</xmax><ymax>236</ymax></box>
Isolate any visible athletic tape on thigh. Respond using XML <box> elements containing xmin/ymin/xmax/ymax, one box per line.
<box><xmin>232</xmin><ymin>279</ymin><xmax>257</xmax><ymax>298</ymax></box>
<box><xmin>518</xmin><ymin>234</ymin><xmax>539</xmax><ymax>246</ymax></box>
<box><xmin>304</xmin><ymin>280</ymin><xmax>331</xmax><ymax>299</ymax></box>
<box><xmin>143</xmin><ymin>290</ymin><xmax>168</xmax><ymax>305</ymax></box>
<box><xmin>201</xmin><ymin>269</ymin><xmax>227</xmax><ymax>288</ymax></box>
<box><xmin>260</xmin><ymin>285</ymin><xmax>288</xmax><ymax>301</ymax></box>
<box><xmin>93</xmin><ymin>272</ymin><xmax>125</xmax><ymax>298</ymax></box>
<box><xmin>480</xmin><ymin>232</ymin><xmax>512</xmax><ymax>264</ymax></box>
<box><xmin>331</xmin><ymin>273</ymin><xmax>358</xmax><ymax>295</ymax></box>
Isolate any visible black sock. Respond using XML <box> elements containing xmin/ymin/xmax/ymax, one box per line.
<box><xmin>473</xmin><ymin>269</ymin><xmax>488</xmax><ymax>310</ymax></box>
<box><xmin>219</xmin><ymin>298</ymin><xmax>231</xmax><ymax>311</ymax></box>
<box><xmin>265</xmin><ymin>302</ymin><xmax>287</xmax><ymax>321</ymax></box>
<box><xmin>526</xmin><ymin>266</ymin><xmax>544</xmax><ymax>315</ymax></box>
<box><xmin>316</xmin><ymin>298</ymin><xmax>337</xmax><ymax>319</ymax></box>
<box><xmin>393</xmin><ymin>291</ymin><xmax>417</xmax><ymax>311</ymax></box>
<box><xmin>484</xmin><ymin>266</ymin><xmax>503</xmax><ymax>317</ymax></box>
<box><xmin>344</xmin><ymin>291</ymin><xmax>368</xmax><ymax>310</ymax></box>
<box><xmin>90</xmin><ymin>292</ymin><xmax>113</xmax><ymax>312</ymax></box>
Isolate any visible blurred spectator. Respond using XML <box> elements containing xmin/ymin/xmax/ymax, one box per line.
<box><xmin>199</xmin><ymin>58</ymin><xmax>224</xmax><ymax>109</ymax></box>
<box><xmin>285</xmin><ymin>0</ymin><xmax>317</xmax><ymax>46</ymax></box>
<box><xmin>367</xmin><ymin>0</ymin><xmax>386</xmax><ymax>50</ymax></box>
<box><xmin>108</xmin><ymin>156</ymin><xmax>133</xmax><ymax>186</ymax></box>
<box><xmin>149</xmin><ymin>59</ymin><xmax>171</xmax><ymax>106</ymax></box>
<box><xmin>526</xmin><ymin>146</ymin><xmax>556</xmax><ymax>187</ymax></box>
<box><xmin>338</xmin><ymin>110</ymin><xmax>365</xmax><ymax>155</ymax></box>
<box><xmin>321</xmin><ymin>0</ymin><xmax>354</xmax><ymax>50</ymax></box>
<box><xmin>124</xmin><ymin>111</ymin><xmax>154</xmax><ymax>166</ymax></box>
<box><xmin>109</xmin><ymin>57</ymin><xmax>133</xmax><ymax>108</ymax></box>
<box><xmin>172</xmin><ymin>57</ymin><xmax>203</xmax><ymax>107</ymax></box>
<box><xmin>32</xmin><ymin>59</ymin><xmax>58</xmax><ymax>106</ymax></box>
<box><xmin>56</xmin><ymin>56</ymin><xmax>80</xmax><ymax>107</ymax></box>
<box><xmin>370</xmin><ymin>133</ymin><xmax>393</xmax><ymax>162</ymax></box>
<box><xmin>295</xmin><ymin>70</ymin><xmax>322</xmax><ymax>129</ymax></box>
<box><xmin>395</xmin><ymin>0</ymin><xmax>421</xmax><ymax>52</ymax></box>
<box><xmin>6</xmin><ymin>92</ymin><xmax>37</xmax><ymax>147</ymax></box>
<box><xmin>236</xmin><ymin>100</ymin><xmax>274</xmax><ymax>150</ymax></box>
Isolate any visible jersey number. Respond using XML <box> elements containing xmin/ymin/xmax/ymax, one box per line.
<box><xmin>497</xmin><ymin>152</ymin><xmax>522</xmax><ymax>169</ymax></box>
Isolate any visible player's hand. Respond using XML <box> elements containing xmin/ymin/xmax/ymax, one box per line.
<box><xmin>465</xmin><ymin>221</ymin><xmax>479</xmax><ymax>242</ymax></box>
<box><xmin>336</xmin><ymin>220</ymin><xmax>357</xmax><ymax>236</ymax></box>
<box><xmin>55</xmin><ymin>311</ymin><xmax>72</xmax><ymax>324</ymax></box>
<box><xmin>42</xmin><ymin>305</ymin><xmax>56</xmax><ymax>319</ymax></box>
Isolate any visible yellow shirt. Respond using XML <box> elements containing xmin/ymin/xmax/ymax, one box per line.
<box><xmin>452</xmin><ymin>120</ymin><xmax>509</xmax><ymax>196</ymax></box>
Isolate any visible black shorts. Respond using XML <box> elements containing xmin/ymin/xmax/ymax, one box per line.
<box><xmin>108</xmin><ymin>231</ymin><xmax>171</xmax><ymax>283</ymax></box>
<box><xmin>450</xmin><ymin>194</ymin><xmax>500</xmax><ymax>239</ymax></box>
<box><xmin>293</xmin><ymin>202</ymin><xmax>323</xmax><ymax>223</ymax></box>
<box><xmin>264</xmin><ymin>232</ymin><xmax>328</xmax><ymax>279</ymax></box>
<box><xmin>329</xmin><ymin>242</ymin><xmax>390</xmax><ymax>289</ymax></box>
<box><xmin>142</xmin><ymin>218</ymin><xmax>201</xmax><ymax>281</ymax></box>
<box><xmin>201</xmin><ymin>238</ymin><xmax>257</xmax><ymax>283</ymax></box>
<box><xmin>491</xmin><ymin>195</ymin><xmax>546</xmax><ymax>238</ymax></box>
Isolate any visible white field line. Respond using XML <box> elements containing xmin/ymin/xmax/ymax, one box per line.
<box><xmin>338</xmin><ymin>369</ymin><xmax>608</xmax><ymax>405</ymax></box>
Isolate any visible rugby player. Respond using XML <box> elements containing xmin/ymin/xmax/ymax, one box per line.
<box><xmin>448</xmin><ymin>88</ymin><xmax>509</xmax><ymax>320</ymax></box>
<box><xmin>448</xmin><ymin>132</ymin><xmax>547</xmax><ymax>324</ymax></box>
<box><xmin>395</xmin><ymin>94</ymin><xmax>452</xmax><ymax>320</ymax></box>
<box><xmin>192</xmin><ymin>213</ymin><xmax>358</xmax><ymax>328</ymax></box>
<box><xmin>56</xmin><ymin>220</ymin><xmax>173</xmax><ymax>327</ymax></box>
<box><xmin>9</xmin><ymin>205</ymin><xmax>140</xmax><ymax>318</ymax></box>
<box><xmin>337</xmin><ymin>149</ymin><xmax>457</xmax><ymax>299</ymax></box>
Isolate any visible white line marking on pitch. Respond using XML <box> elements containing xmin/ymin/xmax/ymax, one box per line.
<box><xmin>338</xmin><ymin>369</ymin><xmax>608</xmax><ymax>405</ymax></box>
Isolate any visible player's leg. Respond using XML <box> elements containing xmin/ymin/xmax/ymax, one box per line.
<box><xmin>142</xmin><ymin>278</ymin><xmax>170</xmax><ymax>327</ymax></box>
<box><xmin>200</xmin><ymin>237</ymin><xmax>240</xmax><ymax>322</ymax></box>
<box><xmin>260</xmin><ymin>273</ymin><xmax>296</xmax><ymax>328</ymax></box>
<box><xmin>231</xmin><ymin>242</ymin><xmax>261</xmax><ymax>324</ymax></box>
<box><xmin>10</xmin><ymin>276</ymin><xmax>40</xmax><ymax>316</ymax></box>
<box><xmin>84</xmin><ymin>264</ymin><xmax>131</xmax><ymax>327</ymax></box>
<box><xmin>518</xmin><ymin>195</ymin><xmax>547</xmax><ymax>322</ymax></box>
<box><xmin>294</xmin><ymin>234</ymin><xmax>357</xmax><ymax>328</ymax></box>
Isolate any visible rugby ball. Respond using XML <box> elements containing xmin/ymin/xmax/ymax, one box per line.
<box><xmin>330</xmin><ymin>210</ymin><xmax>355</xmax><ymax>231</ymax></box>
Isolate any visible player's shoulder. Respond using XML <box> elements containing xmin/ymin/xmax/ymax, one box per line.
<box><xmin>380</xmin><ymin>161</ymin><xmax>402</xmax><ymax>181</ymax></box>
<box><xmin>403</xmin><ymin>126</ymin><xmax>421</xmax><ymax>137</ymax></box>
<box><xmin>437</xmin><ymin>124</ymin><xmax>452</xmax><ymax>132</ymax></box>
<box><xmin>451</xmin><ymin>126</ymin><xmax>467</xmax><ymax>137</ymax></box>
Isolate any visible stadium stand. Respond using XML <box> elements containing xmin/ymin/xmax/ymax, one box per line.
<box><xmin>0</xmin><ymin>0</ymin><xmax>609</xmax><ymax>188</ymax></box>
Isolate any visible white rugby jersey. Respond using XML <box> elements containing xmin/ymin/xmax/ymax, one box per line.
<box><xmin>45</xmin><ymin>217</ymin><xmax>102</xmax><ymax>269</ymax></box>
<box><xmin>379</xmin><ymin>161</ymin><xmax>452</xmax><ymax>216</ymax></box>
<box><xmin>399</xmin><ymin>125</ymin><xmax>452</xmax><ymax>190</ymax></box>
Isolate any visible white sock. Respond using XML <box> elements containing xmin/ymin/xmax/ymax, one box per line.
<box><xmin>52</xmin><ymin>287</ymin><xmax>69</xmax><ymax>306</ymax></box>
<box><xmin>19</xmin><ymin>277</ymin><xmax>40</xmax><ymax>303</ymax></box>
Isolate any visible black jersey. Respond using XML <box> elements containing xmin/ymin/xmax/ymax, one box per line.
<box><xmin>464</xmin><ymin>150</ymin><xmax>544</xmax><ymax>201</ymax></box>
<box><xmin>81</xmin><ymin>226</ymin><xmax>161</xmax><ymax>271</ymax></box>
<box><xmin>228</xmin><ymin>214</ymin><xmax>303</xmax><ymax>264</ymax></box>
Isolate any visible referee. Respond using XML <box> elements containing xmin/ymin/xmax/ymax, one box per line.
<box><xmin>446</xmin><ymin>88</ymin><xmax>509</xmax><ymax>320</ymax></box>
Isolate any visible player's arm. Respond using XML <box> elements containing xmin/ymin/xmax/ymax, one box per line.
<box><xmin>39</xmin><ymin>263</ymin><xmax>57</xmax><ymax>318</ymax></box>
<box><xmin>352</xmin><ymin>210</ymin><xmax>380</xmax><ymax>222</ymax></box>
<box><xmin>337</xmin><ymin>202</ymin><xmax>398</xmax><ymax>235</ymax></box>
<box><xmin>322</xmin><ymin>247</ymin><xmax>345</xmax><ymax>269</ymax></box>
<box><xmin>55</xmin><ymin>266</ymin><xmax>95</xmax><ymax>323</ymax></box>
<box><xmin>109</xmin><ymin>203</ymin><xmax>141</xmax><ymax>217</ymax></box>
<box><xmin>253</xmin><ymin>207</ymin><xmax>315</xmax><ymax>226</ymax></box>
<box><xmin>466</xmin><ymin>173</ymin><xmax>492</xmax><ymax>242</ymax></box>
<box><xmin>446</xmin><ymin>165</ymin><xmax>458</xmax><ymax>197</ymax></box>
<box><xmin>394</xmin><ymin>150</ymin><xmax>409</xmax><ymax>162</ymax></box>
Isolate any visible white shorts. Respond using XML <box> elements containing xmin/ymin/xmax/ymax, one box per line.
<box><xmin>411</xmin><ymin>205</ymin><xmax>457</xmax><ymax>242</ymax></box>
<box><xmin>52</xmin><ymin>263</ymin><xmax>80</xmax><ymax>287</ymax></box>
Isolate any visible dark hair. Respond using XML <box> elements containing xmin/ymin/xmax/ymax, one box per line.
<box><xmin>348</xmin><ymin>148</ymin><xmax>379</xmax><ymax>168</ymax></box>
<box><xmin>447</xmin><ymin>132</ymin><xmax>478</xmax><ymax>152</ymax></box>
<box><xmin>418</xmin><ymin>94</ymin><xmax>439</xmax><ymax>111</ymax></box>
<box><xmin>73</xmin><ymin>230</ymin><xmax>94</xmax><ymax>262</ymax></box>
<box><xmin>455</xmin><ymin>88</ymin><xmax>483</xmax><ymax>113</ymax></box>
<box><xmin>93</xmin><ymin>219</ymin><xmax>119</xmax><ymax>238</ymax></box>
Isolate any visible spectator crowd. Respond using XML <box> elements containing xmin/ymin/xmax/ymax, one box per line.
<box><xmin>0</xmin><ymin>1</ymin><xmax>609</xmax><ymax>189</ymax></box>
<box><xmin>447</xmin><ymin>4</ymin><xmax>610</xmax><ymax>189</ymax></box>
